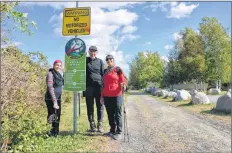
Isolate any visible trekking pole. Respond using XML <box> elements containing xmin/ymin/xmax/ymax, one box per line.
<box><xmin>122</xmin><ymin>87</ymin><xmax>129</xmax><ymax>143</ymax></box>
<box><xmin>123</xmin><ymin>97</ymin><xmax>126</xmax><ymax>142</ymax></box>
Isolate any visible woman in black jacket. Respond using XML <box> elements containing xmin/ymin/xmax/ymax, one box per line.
<box><xmin>45</xmin><ymin>60</ymin><xmax>64</xmax><ymax>137</ymax></box>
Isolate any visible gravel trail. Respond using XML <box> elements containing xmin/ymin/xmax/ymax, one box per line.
<box><xmin>106</xmin><ymin>90</ymin><xmax>231</xmax><ymax>153</ymax></box>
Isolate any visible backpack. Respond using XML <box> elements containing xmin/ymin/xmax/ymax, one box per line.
<box><xmin>104</xmin><ymin>66</ymin><xmax>121</xmax><ymax>76</ymax></box>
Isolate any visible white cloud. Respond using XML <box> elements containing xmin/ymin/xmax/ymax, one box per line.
<box><xmin>46</xmin><ymin>4</ymin><xmax>141</xmax><ymax>76</ymax></box>
<box><xmin>122</xmin><ymin>25</ymin><xmax>137</xmax><ymax>34</ymax></box>
<box><xmin>120</xmin><ymin>34</ymin><xmax>140</xmax><ymax>44</ymax></box>
<box><xmin>50</xmin><ymin>8</ymin><xmax>139</xmax><ymax>37</ymax></box>
<box><xmin>168</xmin><ymin>3</ymin><xmax>199</xmax><ymax>19</ymax></box>
<box><xmin>92</xmin><ymin>9</ymin><xmax>139</xmax><ymax>26</ymax></box>
<box><xmin>170</xmin><ymin>2</ymin><xmax>178</xmax><ymax>7</ymax></box>
<box><xmin>145</xmin><ymin>17</ymin><xmax>150</xmax><ymax>21</ymax></box>
<box><xmin>145</xmin><ymin>2</ymin><xmax>199</xmax><ymax>19</ymax></box>
<box><xmin>23</xmin><ymin>2</ymin><xmax>144</xmax><ymax>76</ymax></box>
<box><xmin>149</xmin><ymin>2</ymin><xmax>169</xmax><ymax>12</ymax></box>
<box><xmin>164</xmin><ymin>44</ymin><xmax>174</xmax><ymax>50</ymax></box>
<box><xmin>145</xmin><ymin>41</ymin><xmax>151</xmax><ymax>45</ymax></box>
<box><xmin>173</xmin><ymin>32</ymin><xmax>183</xmax><ymax>41</ymax></box>
<box><xmin>161</xmin><ymin>56</ymin><xmax>169</xmax><ymax>62</ymax></box>
<box><xmin>143</xmin><ymin>52</ymin><xmax>148</xmax><ymax>58</ymax></box>
<box><xmin>14</xmin><ymin>42</ymin><xmax>23</xmax><ymax>46</ymax></box>
<box><xmin>49</xmin><ymin>14</ymin><xmax>58</xmax><ymax>23</ymax></box>
<box><xmin>20</xmin><ymin>2</ymin><xmax>144</xmax><ymax>11</ymax></box>
<box><xmin>2</xmin><ymin>42</ymin><xmax>23</xmax><ymax>48</ymax></box>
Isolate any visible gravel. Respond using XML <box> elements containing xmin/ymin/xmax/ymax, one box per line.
<box><xmin>107</xmin><ymin>91</ymin><xmax>231</xmax><ymax>153</ymax></box>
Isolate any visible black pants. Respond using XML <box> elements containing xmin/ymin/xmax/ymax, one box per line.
<box><xmin>104</xmin><ymin>96</ymin><xmax>123</xmax><ymax>134</ymax></box>
<box><xmin>85</xmin><ymin>87</ymin><xmax>104</xmax><ymax>123</ymax></box>
<box><xmin>45</xmin><ymin>96</ymin><xmax>61</xmax><ymax>135</ymax></box>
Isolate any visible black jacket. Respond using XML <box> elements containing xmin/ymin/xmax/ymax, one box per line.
<box><xmin>86</xmin><ymin>57</ymin><xmax>104</xmax><ymax>88</ymax></box>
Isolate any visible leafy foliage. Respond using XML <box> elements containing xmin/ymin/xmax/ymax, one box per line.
<box><xmin>200</xmin><ymin>17</ymin><xmax>231</xmax><ymax>83</ymax></box>
<box><xmin>129</xmin><ymin>17</ymin><xmax>231</xmax><ymax>89</ymax></box>
<box><xmin>1</xmin><ymin>2</ymin><xmax>37</xmax><ymax>44</ymax></box>
<box><xmin>129</xmin><ymin>51</ymin><xmax>165</xmax><ymax>88</ymax></box>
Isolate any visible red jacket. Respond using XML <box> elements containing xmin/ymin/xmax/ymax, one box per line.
<box><xmin>102</xmin><ymin>66</ymin><xmax>127</xmax><ymax>97</ymax></box>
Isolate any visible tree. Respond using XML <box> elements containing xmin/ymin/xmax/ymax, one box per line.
<box><xmin>178</xmin><ymin>28</ymin><xmax>206</xmax><ymax>82</ymax></box>
<box><xmin>129</xmin><ymin>51</ymin><xmax>165</xmax><ymax>89</ymax></box>
<box><xmin>1</xmin><ymin>2</ymin><xmax>37</xmax><ymax>45</ymax></box>
<box><xmin>200</xmin><ymin>17</ymin><xmax>231</xmax><ymax>84</ymax></box>
<box><xmin>128</xmin><ymin>59</ymin><xmax>140</xmax><ymax>89</ymax></box>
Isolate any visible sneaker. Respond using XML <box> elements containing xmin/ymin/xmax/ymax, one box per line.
<box><xmin>89</xmin><ymin>122</ymin><xmax>97</xmax><ymax>132</ymax></box>
<box><xmin>104</xmin><ymin>131</ymin><xmax>115</xmax><ymax>137</ymax></box>
<box><xmin>97</xmin><ymin>122</ymin><xmax>104</xmax><ymax>133</ymax></box>
<box><xmin>112</xmin><ymin>133</ymin><xmax>122</xmax><ymax>140</ymax></box>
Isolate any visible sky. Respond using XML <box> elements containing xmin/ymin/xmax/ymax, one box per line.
<box><xmin>4</xmin><ymin>2</ymin><xmax>231</xmax><ymax>77</ymax></box>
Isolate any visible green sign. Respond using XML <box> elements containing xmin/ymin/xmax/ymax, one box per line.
<box><xmin>64</xmin><ymin>38</ymin><xmax>86</xmax><ymax>91</ymax></box>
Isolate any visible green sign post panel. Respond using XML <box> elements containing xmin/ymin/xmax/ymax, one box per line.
<box><xmin>64</xmin><ymin>38</ymin><xmax>86</xmax><ymax>91</ymax></box>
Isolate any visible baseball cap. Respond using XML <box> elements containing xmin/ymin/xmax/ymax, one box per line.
<box><xmin>89</xmin><ymin>46</ymin><xmax>98</xmax><ymax>51</ymax></box>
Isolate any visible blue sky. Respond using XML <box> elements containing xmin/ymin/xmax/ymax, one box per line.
<box><xmin>5</xmin><ymin>2</ymin><xmax>231</xmax><ymax>77</ymax></box>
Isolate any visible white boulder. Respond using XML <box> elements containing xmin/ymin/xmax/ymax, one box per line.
<box><xmin>153</xmin><ymin>90</ymin><xmax>161</xmax><ymax>96</ymax></box>
<box><xmin>159</xmin><ymin>90</ymin><xmax>168</xmax><ymax>97</ymax></box>
<box><xmin>208</xmin><ymin>88</ymin><xmax>221</xmax><ymax>95</ymax></box>
<box><xmin>168</xmin><ymin>91</ymin><xmax>177</xmax><ymax>98</ymax></box>
<box><xmin>216</xmin><ymin>90</ymin><xmax>232</xmax><ymax>112</ymax></box>
<box><xmin>174</xmin><ymin>90</ymin><xmax>192</xmax><ymax>101</ymax></box>
<box><xmin>173</xmin><ymin>89</ymin><xmax>178</xmax><ymax>93</ymax></box>
<box><xmin>191</xmin><ymin>90</ymin><xmax>210</xmax><ymax>104</ymax></box>
<box><xmin>152</xmin><ymin>88</ymin><xmax>160</xmax><ymax>96</ymax></box>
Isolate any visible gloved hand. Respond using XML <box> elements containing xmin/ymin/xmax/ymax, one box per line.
<box><xmin>53</xmin><ymin>103</ymin><xmax>59</xmax><ymax>109</ymax></box>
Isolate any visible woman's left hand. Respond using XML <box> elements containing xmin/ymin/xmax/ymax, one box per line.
<box><xmin>120</xmin><ymin>83</ymin><xmax>126</xmax><ymax>91</ymax></box>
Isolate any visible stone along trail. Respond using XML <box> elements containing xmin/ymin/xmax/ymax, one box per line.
<box><xmin>105</xmin><ymin>90</ymin><xmax>231</xmax><ymax>153</ymax></box>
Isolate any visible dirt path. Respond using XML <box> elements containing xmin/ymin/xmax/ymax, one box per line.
<box><xmin>104</xmin><ymin>90</ymin><xmax>231</xmax><ymax>152</ymax></box>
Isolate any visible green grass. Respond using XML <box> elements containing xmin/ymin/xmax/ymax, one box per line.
<box><xmin>206</xmin><ymin>90</ymin><xmax>227</xmax><ymax>96</ymax></box>
<box><xmin>220</xmin><ymin>91</ymin><xmax>227</xmax><ymax>95</ymax></box>
<box><xmin>9</xmin><ymin>98</ymin><xmax>111</xmax><ymax>152</ymax></box>
<box><xmin>149</xmin><ymin>93</ymin><xmax>231</xmax><ymax>124</ymax></box>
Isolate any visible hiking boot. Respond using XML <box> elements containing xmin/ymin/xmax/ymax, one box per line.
<box><xmin>47</xmin><ymin>130</ymin><xmax>57</xmax><ymax>137</ymax></box>
<box><xmin>97</xmin><ymin>122</ymin><xmax>104</xmax><ymax>133</ymax></box>
<box><xmin>112</xmin><ymin>132</ymin><xmax>122</xmax><ymax>140</ymax></box>
<box><xmin>89</xmin><ymin>122</ymin><xmax>97</xmax><ymax>132</ymax></box>
<box><xmin>103</xmin><ymin>131</ymin><xmax>115</xmax><ymax>137</ymax></box>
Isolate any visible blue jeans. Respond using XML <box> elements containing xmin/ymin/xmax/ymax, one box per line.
<box><xmin>104</xmin><ymin>96</ymin><xmax>123</xmax><ymax>134</ymax></box>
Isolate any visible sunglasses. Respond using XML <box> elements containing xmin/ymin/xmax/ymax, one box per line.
<box><xmin>106</xmin><ymin>58</ymin><xmax>113</xmax><ymax>61</ymax></box>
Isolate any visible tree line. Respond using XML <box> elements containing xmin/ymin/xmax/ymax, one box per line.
<box><xmin>129</xmin><ymin>17</ymin><xmax>231</xmax><ymax>90</ymax></box>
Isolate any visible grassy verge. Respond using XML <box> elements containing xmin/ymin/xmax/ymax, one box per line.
<box><xmin>9</xmin><ymin>98</ymin><xmax>111</xmax><ymax>152</ymax></box>
<box><xmin>206</xmin><ymin>90</ymin><xmax>227</xmax><ymax>96</ymax></box>
<box><xmin>150</xmin><ymin>94</ymin><xmax>231</xmax><ymax>124</ymax></box>
<box><xmin>219</xmin><ymin>91</ymin><xmax>227</xmax><ymax>95</ymax></box>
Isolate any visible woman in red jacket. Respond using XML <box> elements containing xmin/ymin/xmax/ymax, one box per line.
<box><xmin>101</xmin><ymin>55</ymin><xmax>127</xmax><ymax>140</ymax></box>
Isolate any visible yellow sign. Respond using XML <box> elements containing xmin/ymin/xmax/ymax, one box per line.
<box><xmin>62</xmin><ymin>7</ymin><xmax>91</xmax><ymax>36</ymax></box>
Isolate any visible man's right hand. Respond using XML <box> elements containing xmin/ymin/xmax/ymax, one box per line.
<box><xmin>100</xmin><ymin>97</ymin><xmax>104</xmax><ymax>104</ymax></box>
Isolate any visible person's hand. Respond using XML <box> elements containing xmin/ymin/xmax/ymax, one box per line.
<box><xmin>100</xmin><ymin>97</ymin><xmax>104</xmax><ymax>104</ymax></box>
<box><xmin>53</xmin><ymin>103</ymin><xmax>59</xmax><ymax>109</ymax></box>
<box><xmin>120</xmin><ymin>83</ymin><xmax>126</xmax><ymax>91</ymax></box>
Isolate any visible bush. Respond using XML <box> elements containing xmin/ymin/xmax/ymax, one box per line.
<box><xmin>1</xmin><ymin>46</ymin><xmax>72</xmax><ymax>152</ymax></box>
